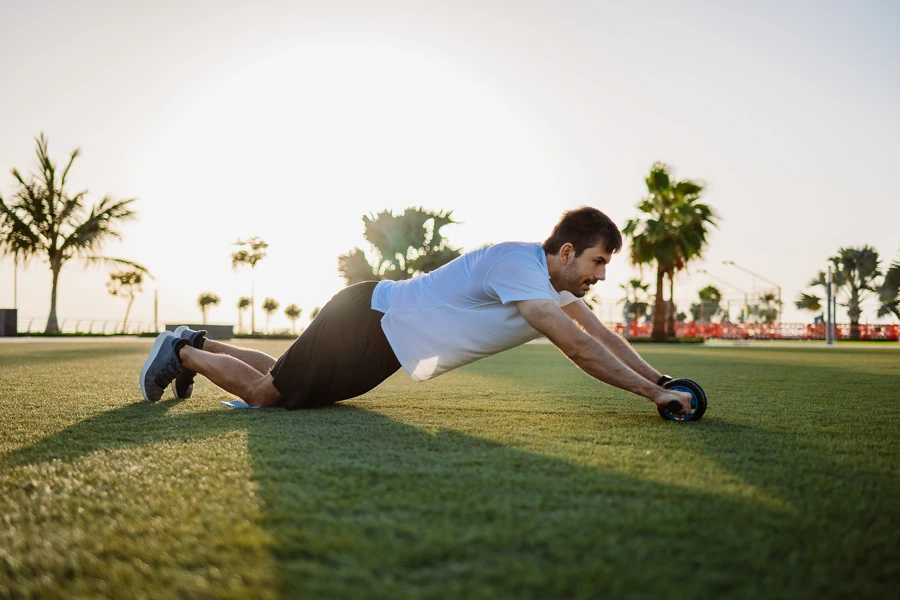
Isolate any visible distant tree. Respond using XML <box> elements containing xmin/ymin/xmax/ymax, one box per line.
<box><xmin>338</xmin><ymin>207</ymin><xmax>460</xmax><ymax>284</ymax></box>
<box><xmin>232</xmin><ymin>237</ymin><xmax>268</xmax><ymax>333</ymax></box>
<box><xmin>878</xmin><ymin>258</ymin><xmax>900</xmax><ymax>320</ymax></box>
<box><xmin>796</xmin><ymin>246</ymin><xmax>882</xmax><ymax>340</ymax></box>
<box><xmin>756</xmin><ymin>291</ymin><xmax>780</xmax><ymax>324</ymax></box>
<box><xmin>309</xmin><ymin>306</ymin><xmax>321</xmax><ymax>321</ymax></box>
<box><xmin>262</xmin><ymin>297</ymin><xmax>279</xmax><ymax>332</ymax></box>
<box><xmin>236</xmin><ymin>296</ymin><xmax>251</xmax><ymax>333</ymax></box>
<box><xmin>690</xmin><ymin>285</ymin><xmax>722</xmax><ymax>323</ymax></box>
<box><xmin>0</xmin><ymin>133</ymin><xmax>148</xmax><ymax>332</ymax></box>
<box><xmin>623</xmin><ymin>162</ymin><xmax>719</xmax><ymax>340</ymax></box>
<box><xmin>106</xmin><ymin>270</ymin><xmax>144</xmax><ymax>333</ymax></box>
<box><xmin>197</xmin><ymin>292</ymin><xmax>220</xmax><ymax>325</ymax></box>
<box><xmin>619</xmin><ymin>278</ymin><xmax>651</xmax><ymax>323</ymax></box>
<box><xmin>284</xmin><ymin>304</ymin><xmax>302</xmax><ymax>334</ymax></box>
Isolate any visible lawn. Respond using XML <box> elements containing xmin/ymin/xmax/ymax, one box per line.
<box><xmin>1</xmin><ymin>340</ymin><xmax>898</xmax><ymax>599</ymax></box>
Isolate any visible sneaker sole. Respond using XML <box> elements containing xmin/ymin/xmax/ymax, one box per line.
<box><xmin>170</xmin><ymin>378</ymin><xmax>193</xmax><ymax>400</ymax></box>
<box><xmin>140</xmin><ymin>332</ymin><xmax>173</xmax><ymax>402</ymax></box>
<box><xmin>171</xmin><ymin>326</ymin><xmax>192</xmax><ymax>399</ymax></box>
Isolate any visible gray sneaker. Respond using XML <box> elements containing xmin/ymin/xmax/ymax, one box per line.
<box><xmin>140</xmin><ymin>331</ymin><xmax>187</xmax><ymax>402</ymax></box>
<box><xmin>170</xmin><ymin>326</ymin><xmax>207</xmax><ymax>399</ymax></box>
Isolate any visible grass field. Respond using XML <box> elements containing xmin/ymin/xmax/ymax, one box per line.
<box><xmin>1</xmin><ymin>340</ymin><xmax>898</xmax><ymax>599</ymax></box>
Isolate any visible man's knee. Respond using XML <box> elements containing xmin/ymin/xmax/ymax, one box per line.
<box><xmin>244</xmin><ymin>374</ymin><xmax>284</xmax><ymax>407</ymax></box>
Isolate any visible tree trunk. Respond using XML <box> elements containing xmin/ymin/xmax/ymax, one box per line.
<box><xmin>238</xmin><ymin>310</ymin><xmax>243</xmax><ymax>335</ymax></box>
<box><xmin>45</xmin><ymin>261</ymin><xmax>62</xmax><ymax>333</ymax></box>
<box><xmin>652</xmin><ymin>265</ymin><xmax>666</xmax><ymax>341</ymax></box>
<box><xmin>202</xmin><ymin>306</ymin><xmax>208</xmax><ymax>325</ymax></box>
<box><xmin>666</xmin><ymin>271</ymin><xmax>676</xmax><ymax>337</ymax></box>
<box><xmin>848</xmin><ymin>288</ymin><xmax>860</xmax><ymax>340</ymax></box>
<box><xmin>251</xmin><ymin>269</ymin><xmax>256</xmax><ymax>334</ymax></box>
<box><xmin>123</xmin><ymin>297</ymin><xmax>134</xmax><ymax>333</ymax></box>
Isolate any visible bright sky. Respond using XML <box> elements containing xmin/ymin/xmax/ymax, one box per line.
<box><xmin>1</xmin><ymin>0</ymin><xmax>898</xmax><ymax>331</ymax></box>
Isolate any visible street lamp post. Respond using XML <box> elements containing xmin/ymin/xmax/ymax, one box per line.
<box><xmin>722</xmin><ymin>261</ymin><xmax>782</xmax><ymax>322</ymax></box>
<box><xmin>698</xmin><ymin>269</ymin><xmax>750</xmax><ymax>323</ymax></box>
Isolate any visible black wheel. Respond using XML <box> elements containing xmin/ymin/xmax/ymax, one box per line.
<box><xmin>658</xmin><ymin>378</ymin><xmax>707</xmax><ymax>422</ymax></box>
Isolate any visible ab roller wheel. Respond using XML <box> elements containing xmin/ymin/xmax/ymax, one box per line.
<box><xmin>658</xmin><ymin>377</ymin><xmax>707</xmax><ymax>422</ymax></box>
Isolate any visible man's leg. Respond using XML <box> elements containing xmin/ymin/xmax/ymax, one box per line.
<box><xmin>179</xmin><ymin>346</ymin><xmax>284</xmax><ymax>407</ymax></box>
<box><xmin>201</xmin><ymin>339</ymin><xmax>277</xmax><ymax>375</ymax></box>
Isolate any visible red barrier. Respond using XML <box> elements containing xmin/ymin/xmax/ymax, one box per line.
<box><xmin>604</xmin><ymin>322</ymin><xmax>899</xmax><ymax>341</ymax></box>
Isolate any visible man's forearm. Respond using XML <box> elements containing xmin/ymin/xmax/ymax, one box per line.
<box><xmin>568</xmin><ymin>337</ymin><xmax>662</xmax><ymax>401</ymax></box>
<box><xmin>590</xmin><ymin>326</ymin><xmax>660</xmax><ymax>383</ymax></box>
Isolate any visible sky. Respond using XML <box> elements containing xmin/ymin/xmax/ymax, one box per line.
<box><xmin>1</xmin><ymin>0</ymin><xmax>898</xmax><ymax>332</ymax></box>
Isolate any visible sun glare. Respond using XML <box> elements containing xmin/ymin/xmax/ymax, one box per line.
<box><xmin>136</xmin><ymin>42</ymin><xmax>562</xmax><ymax>325</ymax></box>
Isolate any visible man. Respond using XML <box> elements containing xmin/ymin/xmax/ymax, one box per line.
<box><xmin>140</xmin><ymin>206</ymin><xmax>692</xmax><ymax>415</ymax></box>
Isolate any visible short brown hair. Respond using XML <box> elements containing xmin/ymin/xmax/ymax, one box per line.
<box><xmin>542</xmin><ymin>206</ymin><xmax>623</xmax><ymax>256</ymax></box>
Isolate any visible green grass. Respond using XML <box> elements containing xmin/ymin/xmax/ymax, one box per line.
<box><xmin>1</xmin><ymin>341</ymin><xmax>898</xmax><ymax>599</ymax></box>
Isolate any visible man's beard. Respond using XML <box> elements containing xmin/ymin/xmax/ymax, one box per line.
<box><xmin>564</xmin><ymin>263</ymin><xmax>597</xmax><ymax>298</ymax></box>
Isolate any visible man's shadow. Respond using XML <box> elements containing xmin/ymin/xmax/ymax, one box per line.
<box><xmin>4</xmin><ymin>395</ymin><xmax>897</xmax><ymax>598</ymax></box>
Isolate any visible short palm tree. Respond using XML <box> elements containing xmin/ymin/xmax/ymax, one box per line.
<box><xmin>284</xmin><ymin>304</ymin><xmax>302</xmax><ymax>334</ymax></box>
<box><xmin>618</xmin><ymin>278</ymin><xmax>651</xmax><ymax>323</ymax></box>
<box><xmin>690</xmin><ymin>285</ymin><xmax>723</xmax><ymax>323</ymax></box>
<box><xmin>623</xmin><ymin>163</ymin><xmax>719</xmax><ymax>340</ymax></box>
<box><xmin>262</xmin><ymin>297</ymin><xmax>279</xmax><ymax>333</ymax></box>
<box><xmin>197</xmin><ymin>293</ymin><xmax>220</xmax><ymax>325</ymax></box>
<box><xmin>106</xmin><ymin>270</ymin><xmax>144</xmax><ymax>333</ymax></box>
<box><xmin>236</xmin><ymin>296</ymin><xmax>251</xmax><ymax>334</ymax></box>
<box><xmin>0</xmin><ymin>133</ymin><xmax>148</xmax><ymax>332</ymax></box>
<box><xmin>338</xmin><ymin>207</ymin><xmax>460</xmax><ymax>284</ymax></box>
<box><xmin>232</xmin><ymin>237</ymin><xmax>268</xmax><ymax>333</ymax></box>
<box><xmin>878</xmin><ymin>259</ymin><xmax>900</xmax><ymax>320</ymax></box>
<box><xmin>796</xmin><ymin>246</ymin><xmax>882</xmax><ymax>340</ymax></box>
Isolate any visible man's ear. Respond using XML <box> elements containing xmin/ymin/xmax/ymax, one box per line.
<box><xmin>560</xmin><ymin>243</ymin><xmax>576</xmax><ymax>265</ymax></box>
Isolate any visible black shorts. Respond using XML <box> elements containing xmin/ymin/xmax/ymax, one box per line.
<box><xmin>270</xmin><ymin>281</ymin><xmax>401</xmax><ymax>410</ymax></box>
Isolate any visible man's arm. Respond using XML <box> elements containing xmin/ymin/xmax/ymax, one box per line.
<box><xmin>517</xmin><ymin>299</ymin><xmax>690</xmax><ymax>413</ymax></box>
<box><xmin>561</xmin><ymin>300</ymin><xmax>662</xmax><ymax>384</ymax></box>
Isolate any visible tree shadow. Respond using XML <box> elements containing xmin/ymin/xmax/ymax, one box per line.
<box><xmin>5</xmin><ymin>397</ymin><xmax>897</xmax><ymax>599</ymax></box>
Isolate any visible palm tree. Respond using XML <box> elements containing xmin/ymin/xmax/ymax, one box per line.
<box><xmin>690</xmin><ymin>285</ymin><xmax>722</xmax><ymax>323</ymax></box>
<box><xmin>262</xmin><ymin>297</ymin><xmax>279</xmax><ymax>333</ymax></box>
<box><xmin>796</xmin><ymin>246</ymin><xmax>883</xmax><ymax>340</ymax></box>
<box><xmin>236</xmin><ymin>296</ymin><xmax>251</xmax><ymax>334</ymax></box>
<box><xmin>232</xmin><ymin>237</ymin><xmax>268</xmax><ymax>333</ymax></box>
<box><xmin>756</xmin><ymin>291</ymin><xmax>780</xmax><ymax>324</ymax></box>
<box><xmin>197</xmin><ymin>293</ymin><xmax>220</xmax><ymax>325</ymax></box>
<box><xmin>309</xmin><ymin>306</ymin><xmax>321</xmax><ymax>321</ymax></box>
<box><xmin>618</xmin><ymin>278</ymin><xmax>651</xmax><ymax>323</ymax></box>
<box><xmin>338</xmin><ymin>207</ymin><xmax>460</xmax><ymax>284</ymax></box>
<box><xmin>623</xmin><ymin>163</ymin><xmax>719</xmax><ymax>340</ymax></box>
<box><xmin>106</xmin><ymin>270</ymin><xmax>144</xmax><ymax>333</ymax></box>
<box><xmin>284</xmin><ymin>304</ymin><xmax>302</xmax><ymax>334</ymax></box>
<box><xmin>878</xmin><ymin>259</ymin><xmax>900</xmax><ymax>320</ymax></box>
<box><xmin>0</xmin><ymin>133</ymin><xmax>148</xmax><ymax>332</ymax></box>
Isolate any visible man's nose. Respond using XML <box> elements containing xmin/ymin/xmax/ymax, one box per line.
<box><xmin>595</xmin><ymin>266</ymin><xmax>606</xmax><ymax>281</ymax></box>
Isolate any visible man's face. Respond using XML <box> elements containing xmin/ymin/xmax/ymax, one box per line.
<box><xmin>560</xmin><ymin>244</ymin><xmax>612</xmax><ymax>298</ymax></box>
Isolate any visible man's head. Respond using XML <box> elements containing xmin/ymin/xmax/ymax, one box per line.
<box><xmin>543</xmin><ymin>206</ymin><xmax>623</xmax><ymax>297</ymax></box>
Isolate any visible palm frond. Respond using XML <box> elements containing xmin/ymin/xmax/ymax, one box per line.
<box><xmin>82</xmin><ymin>256</ymin><xmax>152</xmax><ymax>277</ymax></box>
<box><xmin>58</xmin><ymin>196</ymin><xmax>136</xmax><ymax>258</ymax></box>
<box><xmin>795</xmin><ymin>292</ymin><xmax>822</xmax><ymax>312</ymax></box>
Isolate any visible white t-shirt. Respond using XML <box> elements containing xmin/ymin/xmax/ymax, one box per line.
<box><xmin>371</xmin><ymin>242</ymin><xmax>579</xmax><ymax>381</ymax></box>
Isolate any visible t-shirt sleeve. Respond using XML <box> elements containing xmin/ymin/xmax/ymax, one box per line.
<box><xmin>558</xmin><ymin>290</ymin><xmax>580</xmax><ymax>307</ymax></box>
<box><xmin>483</xmin><ymin>252</ymin><xmax>558</xmax><ymax>304</ymax></box>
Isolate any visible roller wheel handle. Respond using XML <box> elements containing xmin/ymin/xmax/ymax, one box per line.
<box><xmin>665</xmin><ymin>400</ymin><xmax>683</xmax><ymax>413</ymax></box>
<box><xmin>658</xmin><ymin>377</ymin><xmax>708</xmax><ymax>422</ymax></box>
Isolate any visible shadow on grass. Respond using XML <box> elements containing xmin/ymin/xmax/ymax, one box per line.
<box><xmin>5</xmin><ymin>398</ymin><xmax>899</xmax><ymax>598</ymax></box>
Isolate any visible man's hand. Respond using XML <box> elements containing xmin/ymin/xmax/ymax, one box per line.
<box><xmin>652</xmin><ymin>388</ymin><xmax>693</xmax><ymax>416</ymax></box>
